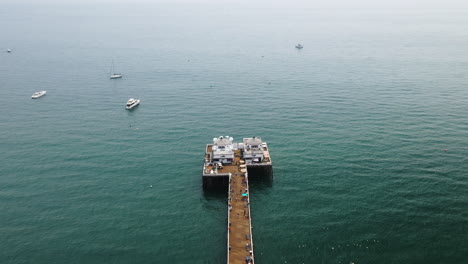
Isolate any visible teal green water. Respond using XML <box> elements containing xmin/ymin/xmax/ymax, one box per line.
<box><xmin>1</xmin><ymin>3</ymin><xmax>467</xmax><ymax>263</ymax></box>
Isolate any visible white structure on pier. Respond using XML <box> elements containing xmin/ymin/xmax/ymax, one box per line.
<box><xmin>212</xmin><ymin>136</ymin><xmax>234</xmax><ymax>164</ymax></box>
<box><xmin>243</xmin><ymin>137</ymin><xmax>267</xmax><ymax>164</ymax></box>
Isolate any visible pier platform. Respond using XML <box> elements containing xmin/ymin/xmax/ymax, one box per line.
<box><xmin>202</xmin><ymin>136</ymin><xmax>273</xmax><ymax>264</ymax></box>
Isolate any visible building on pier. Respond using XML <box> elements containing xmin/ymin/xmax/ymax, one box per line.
<box><xmin>212</xmin><ymin>136</ymin><xmax>235</xmax><ymax>164</ymax></box>
<box><xmin>242</xmin><ymin>137</ymin><xmax>271</xmax><ymax>164</ymax></box>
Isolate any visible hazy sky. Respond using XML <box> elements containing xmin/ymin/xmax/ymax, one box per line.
<box><xmin>4</xmin><ymin>0</ymin><xmax>468</xmax><ymax>8</ymax></box>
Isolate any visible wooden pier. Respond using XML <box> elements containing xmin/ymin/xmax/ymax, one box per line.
<box><xmin>203</xmin><ymin>137</ymin><xmax>272</xmax><ymax>264</ymax></box>
<box><xmin>227</xmin><ymin>153</ymin><xmax>254</xmax><ymax>264</ymax></box>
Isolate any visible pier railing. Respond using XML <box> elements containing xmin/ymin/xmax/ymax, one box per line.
<box><xmin>227</xmin><ymin>173</ymin><xmax>231</xmax><ymax>264</ymax></box>
<box><xmin>245</xmin><ymin>171</ymin><xmax>255</xmax><ymax>263</ymax></box>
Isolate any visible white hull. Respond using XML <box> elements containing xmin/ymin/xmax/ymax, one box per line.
<box><xmin>32</xmin><ymin>91</ymin><xmax>47</xmax><ymax>99</ymax></box>
<box><xmin>110</xmin><ymin>74</ymin><xmax>122</xmax><ymax>79</ymax></box>
<box><xmin>126</xmin><ymin>99</ymin><xmax>140</xmax><ymax>110</ymax></box>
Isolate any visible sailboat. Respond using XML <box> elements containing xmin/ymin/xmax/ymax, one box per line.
<box><xmin>32</xmin><ymin>91</ymin><xmax>47</xmax><ymax>99</ymax></box>
<box><xmin>110</xmin><ymin>60</ymin><xmax>122</xmax><ymax>79</ymax></box>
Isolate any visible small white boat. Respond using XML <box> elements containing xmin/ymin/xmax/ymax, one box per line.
<box><xmin>125</xmin><ymin>98</ymin><xmax>140</xmax><ymax>110</ymax></box>
<box><xmin>32</xmin><ymin>91</ymin><xmax>47</xmax><ymax>99</ymax></box>
<box><xmin>110</xmin><ymin>73</ymin><xmax>123</xmax><ymax>79</ymax></box>
<box><xmin>7</xmin><ymin>49</ymin><xmax>11</xmax><ymax>53</ymax></box>
<box><xmin>295</xmin><ymin>44</ymin><xmax>303</xmax><ymax>49</ymax></box>
<box><xmin>110</xmin><ymin>60</ymin><xmax>122</xmax><ymax>79</ymax></box>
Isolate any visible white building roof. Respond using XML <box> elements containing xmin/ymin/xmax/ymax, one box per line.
<box><xmin>243</xmin><ymin>137</ymin><xmax>262</xmax><ymax>146</ymax></box>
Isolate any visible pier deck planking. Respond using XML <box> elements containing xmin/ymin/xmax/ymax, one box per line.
<box><xmin>227</xmin><ymin>155</ymin><xmax>254</xmax><ymax>264</ymax></box>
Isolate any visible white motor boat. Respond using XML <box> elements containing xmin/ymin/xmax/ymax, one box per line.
<box><xmin>125</xmin><ymin>98</ymin><xmax>140</xmax><ymax>110</ymax></box>
<box><xmin>32</xmin><ymin>91</ymin><xmax>47</xmax><ymax>99</ymax></box>
<box><xmin>295</xmin><ymin>44</ymin><xmax>303</xmax><ymax>49</ymax></box>
<box><xmin>7</xmin><ymin>49</ymin><xmax>11</xmax><ymax>53</ymax></box>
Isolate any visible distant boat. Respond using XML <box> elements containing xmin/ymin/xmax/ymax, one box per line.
<box><xmin>32</xmin><ymin>91</ymin><xmax>47</xmax><ymax>99</ymax></box>
<box><xmin>295</xmin><ymin>44</ymin><xmax>303</xmax><ymax>49</ymax></box>
<box><xmin>6</xmin><ymin>49</ymin><xmax>11</xmax><ymax>53</ymax></box>
<box><xmin>125</xmin><ymin>98</ymin><xmax>140</xmax><ymax>110</ymax></box>
<box><xmin>110</xmin><ymin>60</ymin><xmax>122</xmax><ymax>79</ymax></box>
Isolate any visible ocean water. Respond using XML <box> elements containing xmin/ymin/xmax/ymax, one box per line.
<box><xmin>1</xmin><ymin>3</ymin><xmax>467</xmax><ymax>264</ymax></box>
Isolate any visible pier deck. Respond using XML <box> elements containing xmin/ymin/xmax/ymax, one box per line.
<box><xmin>227</xmin><ymin>154</ymin><xmax>254</xmax><ymax>264</ymax></box>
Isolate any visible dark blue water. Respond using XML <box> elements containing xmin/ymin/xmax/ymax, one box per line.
<box><xmin>1</xmin><ymin>3</ymin><xmax>467</xmax><ymax>263</ymax></box>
